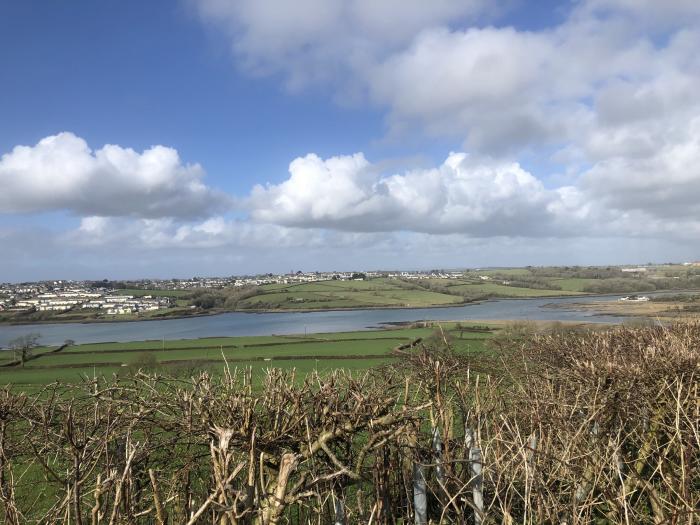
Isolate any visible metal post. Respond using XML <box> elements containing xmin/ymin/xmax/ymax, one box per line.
<box><xmin>413</xmin><ymin>462</ymin><xmax>427</xmax><ymax>525</ymax></box>
<box><xmin>432</xmin><ymin>427</ymin><xmax>444</xmax><ymax>484</ymax></box>
<box><xmin>333</xmin><ymin>493</ymin><xmax>345</xmax><ymax>525</ymax></box>
<box><xmin>470</xmin><ymin>447</ymin><xmax>483</xmax><ymax>525</ymax></box>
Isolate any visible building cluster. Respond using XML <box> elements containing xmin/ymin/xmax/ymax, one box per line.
<box><xmin>131</xmin><ymin>270</ymin><xmax>470</xmax><ymax>290</ymax></box>
<box><xmin>0</xmin><ymin>269</ymin><xmax>500</xmax><ymax>316</ymax></box>
<box><xmin>0</xmin><ymin>282</ymin><xmax>171</xmax><ymax>315</ymax></box>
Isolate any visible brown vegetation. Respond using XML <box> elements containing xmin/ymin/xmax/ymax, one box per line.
<box><xmin>0</xmin><ymin>324</ymin><xmax>697</xmax><ymax>523</ymax></box>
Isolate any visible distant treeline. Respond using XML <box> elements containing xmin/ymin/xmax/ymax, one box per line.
<box><xmin>487</xmin><ymin>274</ymin><xmax>564</xmax><ymax>290</ymax></box>
<box><xmin>583</xmin><ymin>276</ymin><xmax>700</xmax><ymax>294</ymax></box>
<box><xmin>189</xmin><ymin>285</ymin><xmax>260</xmax><ymax>309</ymax></box>
<box><xmin>410</xmin><ymin>279</ymin><xmax>489</xmax><ymax>302</ymax></box>
<box><xmin>527</xmin><ymin>266</ymin><xmax>629</xmax><ymax>279</ymax></box>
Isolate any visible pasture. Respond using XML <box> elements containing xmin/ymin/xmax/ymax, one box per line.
<box><xmin>0</xmin><ymin>323</ymin><xmax>496</xmax><ymax>388</ymax></box>
<box><xmin>237</xmin><ymin>278</ymin><xmax>466</xmax><ymax>309</ymax></box>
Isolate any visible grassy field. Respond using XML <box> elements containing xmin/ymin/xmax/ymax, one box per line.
<box><xmin>238</xmin><ymin>278</ymin><xmax>465</xmax><ymax>309</ymax></box>
<box><xmin>236</xmin><ymin>276</ymin><xmax>589</xmax><ymax>311</ymax></box>
<box><xmin>0</xmin><ymin>323</ymin><xmax>495</xmax><ymax>388</ymax></box>
<box><xmin>412</xmin><ymin>277</ymin><xmax>584</xmax><ymax>297</ymax></box>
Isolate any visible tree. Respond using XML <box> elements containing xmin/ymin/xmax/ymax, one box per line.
<box><xmin>9</xmin><ymin>333</ymin><xmax>41</xmax><ymax>367</ymax></box>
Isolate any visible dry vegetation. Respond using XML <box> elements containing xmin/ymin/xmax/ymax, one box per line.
<box><xmin>0</xmin><ymin>323</ymin><xmax>697</xmax><ymax>524</ymax></box>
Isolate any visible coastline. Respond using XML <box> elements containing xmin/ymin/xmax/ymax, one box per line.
<box><xmin>2</xmin><ymin>289</ymin><xmax>695</xmax><ymax>327</ymax></box>
<box><xmin>0</xmin><ymin>293</ymin><xmax>585</xmax><ymax>326</ymax></box>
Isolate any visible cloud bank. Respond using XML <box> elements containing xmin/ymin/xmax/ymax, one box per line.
<box><xmin>249</xmin><ymin>152</ymin><xmax>577</xmax><ymax>236</ymax></box>
<box><xmin>248</xmin><ymin>150</ymin><xmax>700</xmax><ymax>240</ymax></box>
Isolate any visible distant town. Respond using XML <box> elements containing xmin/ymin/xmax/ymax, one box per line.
<box><xmin>0</xmin><ymin>270</ymin><xmax>468</xmax><ymax>316</ymax></box>
<box><xmin>2</xmin><ymin>263</ymin><xmax>700</xmax><ymax>322</ymax></box>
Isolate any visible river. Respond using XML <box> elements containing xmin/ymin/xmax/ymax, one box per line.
<box><xmin>0</xmin><ymin>294</ymin><xmax>641</xmax><ymax>347</ymax></box>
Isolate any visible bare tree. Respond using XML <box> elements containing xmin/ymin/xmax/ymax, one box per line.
<box><xmin>9</xmin><ymin>333</ymin><xmax>40</xmax><ymax>367</ymax></box>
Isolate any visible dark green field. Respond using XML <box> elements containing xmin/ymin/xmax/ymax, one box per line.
<box><xmin>0</xmin><ymin>324</ymin><xmax>496</xmax><ymax>389</ymax></box>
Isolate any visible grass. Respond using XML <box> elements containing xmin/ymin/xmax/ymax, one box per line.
<box><xmin>447</xmin><ymin>282</ymin><xmax>582</xmax><ymax>297</ymax></box>
<box><xmin>551</xmin><ymin>277</ymin><xmax>600</xmax><ymax>292</ymax></box>
<box><xmin>238</xmin><ymin>279</ymin><xmax>464</xmax><ymax>309</ymax></box>
<box><xmin>0</xmin><ymin>324</ymin><xmax>496</xmax><ymax>388</ymax></box>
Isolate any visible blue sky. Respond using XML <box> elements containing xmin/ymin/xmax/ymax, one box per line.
<box><xmin>0</xmin><ymin>1</ymin><xmax>386</xmax><ymax>191</ymax></box>
<box><xmin>1</xmin><ymin>0</ymin><xmax>700</xmax><ymax>281</ymax></box>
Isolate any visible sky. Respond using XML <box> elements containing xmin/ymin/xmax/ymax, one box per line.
<box><xmin>1</xmin><ymin>0</ymin><xmax>700</xmax><ymax>281</ymax></box>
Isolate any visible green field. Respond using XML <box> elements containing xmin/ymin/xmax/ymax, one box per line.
<box><xmin>235</xmin><ymin>276</ymin><xmax>588</xmax><ymax>311</ymax></box>
<box><xmin>550</xmin><ymin>278</ymin><xmax>600</xmax><ymax>292</ymax></box>
<box><xmin>446</xmin><ymin>281</ymin><xmax>582</xmax><ymax>297</ymax></box>
<box><xmin>238</xmin><ymin>278</ymin><xmax>465</xmax><ymax>309</ymax></box>
<box><xmin>0</xmin><ymin>324</ymin><xmax>495</xmax><ymax>388</ymax></box>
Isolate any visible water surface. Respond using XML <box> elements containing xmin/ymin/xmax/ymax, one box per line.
<box><xmin>0</xmin><ymin>294</ymin><xmax>635</xmax><ymax>347</ymax></box>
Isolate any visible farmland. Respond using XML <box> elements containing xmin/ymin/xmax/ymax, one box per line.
<box><xmin>237</xmin><ymin>279</ymin><xmax>465</xmax><ymax>309</ymax></box>
<box><xmin>231</xmin><ymin>265</ymin><xmax>700</xmax><ymax>311</ymax></box>
<box><xmin>0</xmin><ymin>323</ymin><xmax>496</xmax><ymax>388</ymax></box>
<box><xmin>234</xmin><ymin>276</ymin><xmax>583</xmax><ymax>311</ymax></box>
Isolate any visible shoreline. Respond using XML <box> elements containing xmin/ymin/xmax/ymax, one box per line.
<box><xmin>2</xmin><ymin>289</ymin><xmax>696</xmax><ymax>328</ymax></box>
<box><xmin>0</xmin><ymin>293</ymin><xmax>585</xmax><ymax>327</ymax></box>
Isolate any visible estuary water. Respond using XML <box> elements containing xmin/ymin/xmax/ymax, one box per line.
<box><xmin>0</xmin><ymin>294</ymin><xmax>634</xmax><ymax>347</ymax></box>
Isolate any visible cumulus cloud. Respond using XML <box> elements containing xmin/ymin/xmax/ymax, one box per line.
<box><xmin>0</xmin><ymin>132</ymin><xmax>229</xmax><ymax>218</ymax></box>
<box><xmin>247</xmin><ymin>147</ymin><xmax>700</xmax><ymax>242</ymax></box>
<box><xmin>188</xmin><ymin>0</ymin><xmax>700</xmax><ymax>250</ymax></box>
<box><xmin>248</xmin><ymin>151</ymin><xmax>591</xmax><ymax>236</ymax></box>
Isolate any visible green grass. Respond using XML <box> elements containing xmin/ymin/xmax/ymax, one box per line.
<box><xmin>239</xmin><ymin>279</ymin><xmax>464</xmax><ymax>310</ymax></box>
<box><xmin>27</xmin><ymin>339</ymin><xmax>408</xmax><ymax>368</ymax></box>
<box><xmin>448</xmin><ymin>282</ymin><xmax>582</xmax><ymax>297</ymax></box>
<box><xmin>0</xmin><ymin>325</ymin><xmax>495</xmax><ymax>388</ymax></box>
<box><xmin>551</xmin><ymin>278</ymin><xmax>600</xmax><ymax>292</ymax></box>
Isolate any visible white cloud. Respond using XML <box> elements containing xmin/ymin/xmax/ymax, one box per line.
<box><xmin>192</xmin><ymin>0</ymin><xmax>700</xmax><ymax>160</ymax></box>
<box><xmin>4</xmin><ymin>1</ymin><xmax>700</xmax><ymax>278</ymax></box>
<box><xmin>247</xmin><ymin>147</ymin><xmax>700</xmax><ymax>242</ymax></box>
<box><xmin>4</xmin><ymin>215</ymin><xmax>698</xmax><ymax>282</ymax></box>
<box><xmin>0</xmin><ymin>132</ymin><xmax>229</xmax><ymax>218</ymax></box>
<box><xmin>583</xmin><ymin>114</ymin><xmax>700</xmax><ymax>220</ymax></box>
<box><xmin>189</xmin><ymin>0</ymin><xmax>700</xmax><ymax>251</ymax></box>
<box><xmin>248</xmin><ymin>151</ymin><xmax>589</xmax><ymax>236</ymax></box>
<box><xmin>192</xmin><ymin>0</ymin><xmax>488</xmax><ymax>93</ymax></box>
